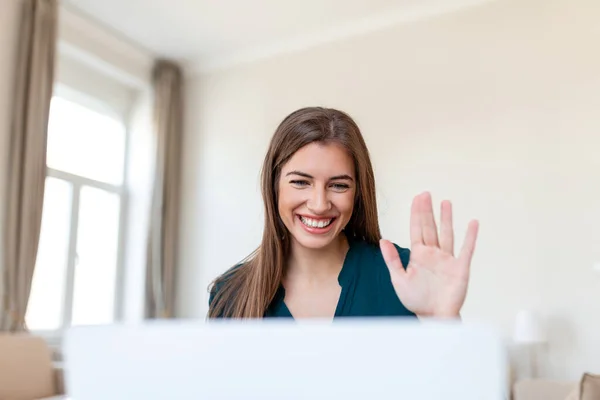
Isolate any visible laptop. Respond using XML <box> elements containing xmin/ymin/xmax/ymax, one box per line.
<box><xmin>63</xmin><ymin>318</ymin><xmax>508</xmax><ymax>400</ymax></box>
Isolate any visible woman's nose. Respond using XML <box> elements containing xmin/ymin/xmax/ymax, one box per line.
<box><xmin>307</xmin><ymin>187</ymin><xmax>332</xmax><ymax>214</ymax></box>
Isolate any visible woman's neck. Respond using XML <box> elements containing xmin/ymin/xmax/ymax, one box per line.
<box><xmin>286</xmin><ymin>234</ymin><xmax>350</xmax><ymax>283</ymax></box>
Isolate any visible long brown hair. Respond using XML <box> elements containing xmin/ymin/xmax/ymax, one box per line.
<box><xmin>208</xmin><ymin>107</ymin><xmax>381</xmax><ymax>318</ymax></box>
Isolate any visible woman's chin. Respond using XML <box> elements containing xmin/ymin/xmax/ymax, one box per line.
<box><xmin>291</xmin><ymin>229</ymin><xmax>341</xmax><ymax>250</ymax></box>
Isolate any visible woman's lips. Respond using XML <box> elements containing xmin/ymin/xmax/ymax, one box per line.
<box><xmin>297</xmin><ymin>215</ymin><xmax>336</xmax><ymax>234</ymax></box>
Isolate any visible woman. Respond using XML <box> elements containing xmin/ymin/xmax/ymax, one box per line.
<box><xmin>208</xmin><ymin>107</ymin><xmax>479</xmax><ymax>319</ymax></box>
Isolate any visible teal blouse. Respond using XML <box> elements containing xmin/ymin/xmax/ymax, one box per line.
<box><xmin>209</xmin><ymin>237</ymin><xmax>416</xmax><ymax>319</ymax></box>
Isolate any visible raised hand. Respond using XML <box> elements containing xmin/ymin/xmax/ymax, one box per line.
<box><xmin>380</xmin><ymin>192</ymin><xmax>479</xmax><ymax>318</ymax></box>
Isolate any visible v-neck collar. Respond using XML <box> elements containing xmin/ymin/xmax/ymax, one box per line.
<box><xmin>267</xmin><ymin>237</ymin><xmax>360</xmax><ymax>319</ymax></box>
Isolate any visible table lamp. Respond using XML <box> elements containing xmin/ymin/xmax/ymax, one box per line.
<box><xmin>513</xmin><ymin>309</ymin><xmax>547</xmax><ymax>378</ymax></box>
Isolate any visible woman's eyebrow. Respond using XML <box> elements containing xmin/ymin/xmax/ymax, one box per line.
<box><xmin>330</xmin><ymin>174</ymin><xmax>354</xmax><ymax>181</ymax></box>
<box><xmin>286</xmin><ymin>170</ymin><xmax>312</xmax><ymax>178</ymax></box>
<box><xmin>285</xmin><ymin>171</ymin><xmax>354</xmax><ymax>181</ymax></box>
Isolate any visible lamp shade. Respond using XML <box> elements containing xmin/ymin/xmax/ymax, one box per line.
<box><xmin>513</xmin><ymin>310</ymin><xmax>546</xmax><ymax>344</ymax></box>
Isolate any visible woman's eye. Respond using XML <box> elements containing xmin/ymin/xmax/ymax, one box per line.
<box><xmin>331</xmin><ymin>183</ymin><xmax>350</xmax><ymax>191</ymax></box>
<box><xmin>290</xmin><ymin>180</ymin><xmax>309</xmax><ymax>187</ymax></box>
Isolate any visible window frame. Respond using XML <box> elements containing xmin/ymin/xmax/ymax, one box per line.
<box><xmin>28</xmin><ymin>88</ymin><xmax>131</xmax><ymax>338</ymax></box>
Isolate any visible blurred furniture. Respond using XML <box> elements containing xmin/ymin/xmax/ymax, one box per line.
<box><xmin>513</xmin><ymin>379</ymin><xmax>576</xmax><ymax>400</ymax></box>
<box><xmin>0</xmin><ymin>333</ymin><xmax>64</xmax><ymax>400</ymax></box>
<box><xmin>513</xmin><ymin>374</ymin><xmax>600</xmax><ymax>400</ymax></box>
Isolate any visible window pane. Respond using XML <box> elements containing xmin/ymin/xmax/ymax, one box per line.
<box><xmin>46</xmin><ymin>96</ymin><xmax>126</xmax><ymax>185</ymax></box>
<box><xmin>71</xmin><ymin>186</ymin><xmax>120</xmax><ymax>326</ymax></box>
<box><xmin>26</xmin><ymin>177</ymin><xmax>72</xmax><ymax>331</ymax></box>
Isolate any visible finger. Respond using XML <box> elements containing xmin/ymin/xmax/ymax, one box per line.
<box><xmin>458</xmin><ymin>220</ymin><xmax>480</xmax><ymax>270</ymax></box>
<box><xmin>410</xmin><ymin>195</ymin><xmax>424</xmax><ymax>247</ymax></box>
<box><xmin>439</xmin><ymin>200</ymin><xmax>454</xmax><ymax>255</ymax></box>
<box><xmin>380</xmin><ymin>239</ymin><xmax>408</xmax><ymax>283</ymax></box>
<box><xmin>420</xmin><ymin>192</ymin><xmax>440</xmax><ymax>247</ymax></box>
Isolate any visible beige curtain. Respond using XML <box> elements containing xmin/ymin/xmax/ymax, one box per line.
<box><xmin>145</xmin><ymin>60</ymin><xmax>184</xmax><ymax>318</ymax></box>
<box><xmin>1</xmin><ymin>0</ymin><xmax>58</xmax><ymax>332</ymax></box>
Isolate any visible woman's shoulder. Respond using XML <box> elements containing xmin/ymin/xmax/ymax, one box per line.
<box><xmin>208</xmin><ymin>263</ymin><xmax>245</xmax><ymax>307</ymax></box>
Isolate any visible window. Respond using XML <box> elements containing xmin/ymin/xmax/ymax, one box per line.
<box><xmin>26</xmin><ymin>95</ymin><xmax>128</xmax><ymax>332</ymax></box>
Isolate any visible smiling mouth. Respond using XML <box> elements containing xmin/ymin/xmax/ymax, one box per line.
<box><xmin>298</xmin><ymin>215</ymin><xmax>336</xmax><ymax>229</ymax></box>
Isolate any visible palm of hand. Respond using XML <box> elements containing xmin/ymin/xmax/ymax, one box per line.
<box><xmin>380</xmin><ymin>192</ymin><xmax>479</xmax><ymax>318</ymax></box>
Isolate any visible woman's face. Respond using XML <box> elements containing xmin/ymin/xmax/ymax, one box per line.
<box><xmin>277</xmin><ymin>142</ymin><xmax>356</xmax><ymax>250</ymax></box>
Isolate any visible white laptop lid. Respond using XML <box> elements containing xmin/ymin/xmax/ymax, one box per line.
<box><xmin>63</xmin><ymin>319</ymin><xmax>507</xmax><ymax>400</ymax></box>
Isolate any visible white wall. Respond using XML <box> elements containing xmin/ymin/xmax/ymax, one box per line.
<box><xmin>0</xmin><ymin>0</ymin><xmax>22</xmax><ymax>306</ymax></box>
<box><xmin>179</xmin><ymin>0</ymin><xmax>600</xmax><ymax>379</ymax></box>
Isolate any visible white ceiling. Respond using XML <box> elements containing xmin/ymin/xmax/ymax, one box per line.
<box><xmin>64</xmin><ymin>0</ymin><xmax>494</xmax><ymax>72</ymax></box>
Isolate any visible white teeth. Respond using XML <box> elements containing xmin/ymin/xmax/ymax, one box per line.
<box><xmin>300</xmin><ymin>216</ymin><xmax>333</xmax><ymax>228</ymax></box>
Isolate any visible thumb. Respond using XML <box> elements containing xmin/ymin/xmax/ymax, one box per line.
<box><xmin>380</xmin><ymin>239</ymin><xmax>408</xmax><ymax>284</ymax></box>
